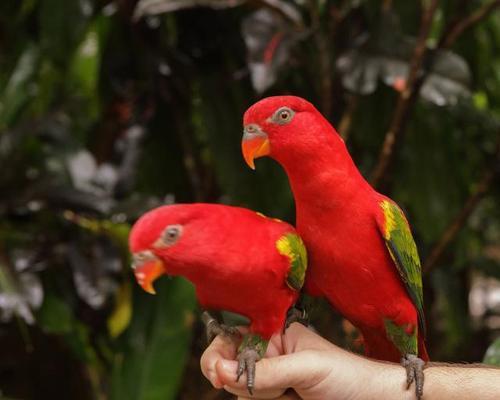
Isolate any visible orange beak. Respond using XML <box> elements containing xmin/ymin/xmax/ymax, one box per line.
<box><xmin>133</xmin><ymin>258</ymin><xmax>165</xmax><ymax>295</ymax></box>
<box><xmin>242</xmin><ymin>125</ymin><xmax>270</xmax><ymax>170</ymax></box>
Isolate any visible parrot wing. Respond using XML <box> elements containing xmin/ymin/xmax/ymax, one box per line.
<box><xmin>378</xmin><ymin>200</ymin><xmax>426</xmax><ymax>338</ymax></box>
<box><xmin>276</xmin><ymin>233</ymin><xmax>307</xmax><ymax>291</ymax></box>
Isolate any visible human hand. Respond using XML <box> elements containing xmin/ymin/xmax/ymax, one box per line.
<box><xmin>200</xmin><ymin>322</ymin><xmax>409</xmax><ymax>400</ymax></box>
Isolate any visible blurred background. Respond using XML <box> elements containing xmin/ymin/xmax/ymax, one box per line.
<box><xmin>0</xmin><ymin>0</ymin><xmax>499</xmax><ymax>399</ymax></box>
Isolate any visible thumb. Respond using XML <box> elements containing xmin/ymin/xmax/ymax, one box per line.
<box><xmin>215</xmin><ymin>350</ymin><xmax>321</xmax><ymax>397</ymax></box>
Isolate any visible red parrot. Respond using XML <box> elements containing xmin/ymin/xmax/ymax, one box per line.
<box><xmin>241</xmin><ymin>96</ymin><xmax>429</xmax><ymax>398</ymax></box>
<box><xmin>128</xmin><ymin>203</ymin><xmax>307</xmax><ymax>393</ymax></box>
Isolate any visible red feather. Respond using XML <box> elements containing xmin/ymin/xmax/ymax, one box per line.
<box><xmin>129</xmin><ymin>203</ymin><xmax>299</xmax><ymax>339</ymax></box>
<box><xmin>243</xmin><ymin>96</ymin><xmax>429</xmax><ymax>361</ymax></box>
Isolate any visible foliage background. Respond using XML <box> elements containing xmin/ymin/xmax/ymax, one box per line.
<box><xmin>0</xmin><ymin>0</ymin><xmax>499</xmax><ymax>399</ymax></box>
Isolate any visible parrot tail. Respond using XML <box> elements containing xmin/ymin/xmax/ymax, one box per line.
<box><xmin>361</xmin><ymin>327</ymin><xmax>430</xmax><ymax>362</ymax></box>
<box><xmin>418</xmin><ymin>336</ymin><xmax>430</xmax><ymax>361</ymax></box>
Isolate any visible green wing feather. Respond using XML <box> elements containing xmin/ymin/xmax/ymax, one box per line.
<box><xmin>276</xmin><ymin>233</ymin><xmax>308</xmax><ymax>291</ymax></box>
<box><xmin>379</xmin><ymin>200</ymin><xmax>426</xmax><ymax>338</ymax></box>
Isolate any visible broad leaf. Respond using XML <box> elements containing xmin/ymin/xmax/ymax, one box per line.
<box><xmin>0</xmin><ymin>45</ymin><xmax>40</xmax><ymax>128</ymax></box>
<box><xmin>133</xmin><ymin>0</ymin><xmax>245</xmax><ymax>21</ymax></box>
<box><xmin>336</xmin><ymin>12</ymin><xmax>471</xmax><ymax>105</ymax></box>
<box><xmin>242</xmin><ymin>8</ymin><xmax>304</xmax><ymax>93</ymax></box>
<box><xmin>109</xmin><ymin>278</ymin><xmax>196</xmax><ymax>400</ymax></box>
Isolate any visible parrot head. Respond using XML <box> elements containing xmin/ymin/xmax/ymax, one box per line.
<box><xmin>242</xmin><ymin>96</ymin><xmax>334</xmax><ymax>169</ymax></box>
<box><xmin>128</xmin><ymin>204</ymin><xmax>213</xmax><ymax>294</ymax></box>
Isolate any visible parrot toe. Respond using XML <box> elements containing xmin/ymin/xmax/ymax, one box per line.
<box><xmin>284</xmin><ymin>305</ymin><xmax>309</xmax><ymax>331</ymax></box>
<box><xmin>236</xmin><ymin>347</ymin><xmax>261</xmax><ymax>395</ymax></box>
<box><xmin>401</xmin><ymin>354</ymin><xmax>425</xmax><ymax>399</ymax></box>
<box><xmin>236</xmin><ymin>333</ymin><xmax>268</xmax><ymax>395</ymax></box>
<box><xmin>201</xmin><ymin>311</ymin><xmax>241</xmax><ymax>344</ymax></box>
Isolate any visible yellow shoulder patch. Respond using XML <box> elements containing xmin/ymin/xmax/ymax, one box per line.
<box><xmin>380</xmin><ymin>200</ymin><xmax>396</xmax><ymax>239</ymax></box>
<box><xmin>276</xmin><ymin>233</ymin><xmax>307</xmax><ymax>291</ymax></box>
<box><xmin>276</xmin><ymin>236</ymin><xmax>293</xmax><ymax>259</ymax></box>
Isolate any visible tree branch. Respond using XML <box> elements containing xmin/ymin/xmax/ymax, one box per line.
<box><xmin>439</xmin><ymin>0</ymin><xmax>500</xmax><ymax>49</ymax></box>
<box><xmin>369</xmin><ymin>0</ymin><xmax>439</xmax><ymax>188</ymax></box>
<box><xmin>423</xmin><ymin>138</ymin><xmax>500</xmax><ymax>274</ymax></box>
<box><xmin>370</xmin><ymin>0</ymin><xmax>499</xmax><ymax>188</ymax></box>
<box><xmin>309</xmin><ymin>0</ymin><xmax>333</xmax><ymax>119</ymax></box>
<box><xmin>338</xmin><ymin>95</ymin><xmax>359</xmax><ymax>141</ymax></box>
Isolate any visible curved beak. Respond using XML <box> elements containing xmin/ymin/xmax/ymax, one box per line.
<box><xmin>133</xmin><ymin>257</ymin><xmax>165</xmax><ymax>295</ymax></box>
<box><xmin>242</xmin><ymin>124</ymin><xmax>270</xmax><ymax>170</ymax></box>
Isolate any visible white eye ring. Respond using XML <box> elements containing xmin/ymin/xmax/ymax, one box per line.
<box><xmin>154</xmin><ymin>224</ymin><xmax>183</xmax><ymax>248</ymax></box>
<box><xmin>271</xmin><ymin>107</ymin><xmax>295</xmax><ymax>125</ymax></box>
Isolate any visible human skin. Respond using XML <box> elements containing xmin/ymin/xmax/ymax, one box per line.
<box><xmin>200</xmin><ymin>323</ymin><xmax>500</xmax><ymax>400</ymax></box>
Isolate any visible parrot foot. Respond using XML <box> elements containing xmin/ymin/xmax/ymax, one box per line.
<box><xmin>284</xmin><ymin>305</ymin><xmax>309</xmax><ymax>331</ymax></box>
<box><xmin>401</xmin><ymin>354</ymin><xmax>425</xmax><ymax>399</ymax></box>
<box><xmin>201</xmin><ymin>311</ymin><xmax>241</xmax><ymax>344</ymax></box>
<box><xmin>236</xmin><ymin>334</ymin><xmax>268</xmax><ymax>395</ymax></box>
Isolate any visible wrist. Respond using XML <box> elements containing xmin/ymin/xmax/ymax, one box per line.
<box><xmin>356</xmin><ymin>357</ymin><xmax>416</xmax><ymax>400</ymax></box>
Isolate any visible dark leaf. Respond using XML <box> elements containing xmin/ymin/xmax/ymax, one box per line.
<box><xmin>336</xmin><ymin>13</ymin><xmax>471</xmax><ymax>105</ymax></box>
<box><xmin>67</xmin><ymin>241</ymin><xmax>120</xmax><ymax>309</ymax></box>
<box><xmin>0</xmin><ymin>44</ymin><xmax>40</xmax><ymax>128</ymax></box>
<box><xmin>242</xmin><ymin>8</ymin><xmax>304</xmax><ymax>93</ymax></box>
<box><xmin>133</xmin><ymin>0</ymin><xmax>245</xmax><ymax>21</ymax></box>
<box><xmin>39</xmin><ymin>0</ymin><xmax>93</xmax><ymax>66</ymax></box>
<box><xmin>37</xmin><ymin>293</ymin><xmax>74</xmax><ymax>334</ymax></box>
<box><xmin>110</xmin><ymin>278</ymin><xmax>196</xmax><ymax>400</ymax></box>
<box><xmin>0</xmin><ymin>262</ymin><xmax>42</xmax><ymax>325</ymax></box>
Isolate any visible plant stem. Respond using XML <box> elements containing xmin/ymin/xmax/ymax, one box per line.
<box><xmin>423</xmin><ymin>137</ymin><xmax>500</xmax><ymax>274</ymax></box>
<box><xmin>439</xmin><ymin>0</ymin><xmax>500</xmax><ymax>49</ymax></box>
<box><xmin>370</xmin><ymin>0</ymin><xmax>439</xmax><ymax>188</ymax></box>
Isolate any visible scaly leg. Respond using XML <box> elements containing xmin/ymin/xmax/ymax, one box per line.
<box><xmin>401</xmin><ymin>354</ymin><xmax>425</xmax><ymax>399</ymax></box>
<box><xmin>236</xmin><ymin>333</ymin><xmax>269</xmax><ymax>395</ymax></box>
<box><xmin>284</xmin><ymin>304</ymin><xmax>309</xmax><ymax>331</ymax></box>
<box><xmin>201</xmin><ymin>311</ymin><xmax>241</xmax><ymax>344</ymax></box>
<box><xmin>284</xmin><ymin>295</ymin><xmax>311</xmax><ymax>331</ymax></box>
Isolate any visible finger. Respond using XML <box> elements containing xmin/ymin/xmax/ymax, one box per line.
<box><xmin>237</xmin><ymin>388</ymin><xmax>302</xmax><ymax>400</ymax></box>
<box><xmin>282</xmin><ymin>322</ymin><xmax>336</xmax><ymax>353</ymax></box>
<box><xmin>218</xmin><ymin>359</ymin><xmax>285</xmax><ymax>398</ymax></box>
<box><xmin>200</xmin><ymin>334</ymin><xmax>239</xmax><ymax>388</ymax></box>
<box><xmin>216</xmin><ymin>351</ymin><xmax>321</xmax><ymax>396</ymax></box>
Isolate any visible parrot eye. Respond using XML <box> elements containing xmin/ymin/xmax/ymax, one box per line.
<box><xmin>271</xmin><ymin>107</ymin><xmax>295</xmax><ymax>125</ymax></box>
<box><xmin>155</xmin><ymin>224</ymin><xmax>183</xmax><ymax>247</ymax></box>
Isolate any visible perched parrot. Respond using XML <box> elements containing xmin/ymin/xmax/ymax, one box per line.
<box><xmin>128</xmin><ymin>203</ymin><xmax>307</xmax><ymax>394</ymax></box>
<box><xmin>241</xmin><ymin>96</ymin><xmax>429</xmax><ymax>398</ymax></box>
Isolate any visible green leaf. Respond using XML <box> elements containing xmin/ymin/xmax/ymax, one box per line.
<box><xmin>37</xmin><ymin>293</ymin><xmax>99</xmax><ymax>366</ymax></box>
<box><xmin>108</xmin><ymin>281</ymin><xmax>133</xmax><ymax>338</ymax></box>
<box><xmin>69</xmin><ymin>23</ymin><xmax>100</xmax><ymax>116</ymax></box>
<box><xmin>39</xmin><ymin>0</ymin><xmax>92</xmax><ymax>67</ymax></box>
<box><xmin>483</xmin><ymin>338</ymin><xmax>500</xmax><ymax>366</ymax></box>
<box><xmin>0</xmin><ymin>44</ymin><xmax>40</xmax><ymax>128</ymax></box>
<box><xmin>109</xmin><ymin>278</ymin><xmax>196</xmax><ymax>400</ymax></box>
<box><xmin>37</xmin><ymin>293</ymin><xmax>73</xmax><ymax>334</ymax></box>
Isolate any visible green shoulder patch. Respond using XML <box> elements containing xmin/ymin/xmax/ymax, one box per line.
<box><xmin>379</xmin><ymin>200</ymin><xmax>426</xmax><ymax>338</ymax></box>
<box><xmin>276</xmin><ymin>233</ymin><xmax>307</xmax><ymax>291</ymax></box>
<box><xmin>384</xmin><ymin>319</ymin><xmax>418</xmax><ymax>356</ymax></box>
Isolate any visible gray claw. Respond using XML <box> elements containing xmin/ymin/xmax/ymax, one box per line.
<box><xmin>402</xmin><ymin>354</ymin><xmax>425</xmax><ymax>399</ymax></box>
<box><xmin>236</xmin><ymin>347</ymin><xmax>261</xmax><ymax>395</ymax></box>
<box><xmin>284</xmin><ymin>305</ymin><xmax>309</xmax><ymax>331</ymax></box>
<box><xmin>201</xmin><ymin>311</ymin><xmax>240</xmax><ymax>344</ymax></box>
